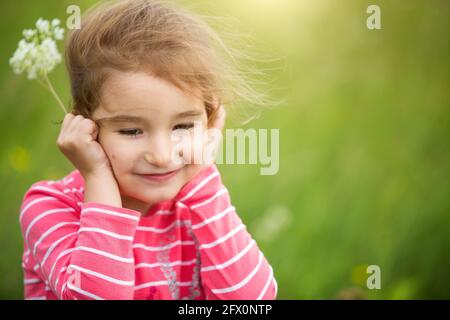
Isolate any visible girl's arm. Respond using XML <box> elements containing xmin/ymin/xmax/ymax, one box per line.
<box><xmin>20</xmin><ymin>177</ymin><xmax>140</xmax><ymax>300</ymax></box>
<box><xmin>180</xmin><ymin>166</ymin><xmax>278</xmax><ymax>300</ymax></box>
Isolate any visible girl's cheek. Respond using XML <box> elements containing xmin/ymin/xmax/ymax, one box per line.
<box><xmin>107</xmin><ymin>152</ymin><xmax>118</xmax><ymax>169</ymax></box>
<box><xmin>175</xmin><ymin>137</ymin><xmax>203</xmax><ymax>164</ymax></box>
<box><xmin>105</xmin><ymin>144</ymin><xmax>125</xmax><ymax>167</ymax></box>
<box><xmin>177</xmin><ymin>141</ymin><xmax>195</xmax><ymax>164</ymax></box>
<box><xmin>172</xmin><ymin>126</ymin><xmax>210</xmax><ymax>165</ymax></box>
<box><xmin>187</xmin><ymin>130</ymin><xmax>210</xmax><ymax>164</ymax></box>
<box><xmin>203</xmin><ymin>128</ymin><xmax>221</xmax><ymax>165</ymax></box>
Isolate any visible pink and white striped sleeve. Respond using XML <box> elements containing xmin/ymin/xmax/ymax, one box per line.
<box><xmin>20</xmin><ymin>183</ymin><xmax>141</xmax><ymax>300</ymax></box>
<box><xmin>181</xmin><ymin>168</ymin><xmax>278</xmax><ymax>300</ymax></box>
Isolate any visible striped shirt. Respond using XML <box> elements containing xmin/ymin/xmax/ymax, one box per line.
<box><xmin>19</xmin><ymin>165</ymin><xmax>278</xmax><ymax>300</ymax></box>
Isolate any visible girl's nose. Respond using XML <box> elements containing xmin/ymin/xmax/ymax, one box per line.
<box><xmin>144</xmin><ymin>135</ymin><xmax>173</xmax><ymax>168</ymax></box>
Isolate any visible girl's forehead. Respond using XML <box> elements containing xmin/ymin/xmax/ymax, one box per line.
<box><xmin>93</xmin><ymin>105</ymin><xmax>206</xmax><ymax>126</ymax></box>
<box><xmin>101</xmin><ymin>71</ymin><xmax>204</xmax><ymax>112</ymax></box>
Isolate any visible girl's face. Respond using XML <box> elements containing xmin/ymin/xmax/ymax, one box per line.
<box><xmin>92</xmin><ymin>71</ymin><xmax>208</xmax><ymax>214</ymax></box>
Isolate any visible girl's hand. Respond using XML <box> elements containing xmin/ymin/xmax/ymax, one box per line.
<box><xmin>57</xmin><ymin>112</ymin><xmax>113</xmax><ymax>178</ymax></box>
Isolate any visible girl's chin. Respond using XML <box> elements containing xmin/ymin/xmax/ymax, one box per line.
<box><xmin>140</xmin><ymin>188</ymin><xmax>180</xmax><ymax>204</ymax></box>
<box><xmin>121</xmin><ymin>191</ymin><xmax>175</xmax><ymax>213</ymax></box>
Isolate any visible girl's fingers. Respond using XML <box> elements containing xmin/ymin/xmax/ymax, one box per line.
<box><xmin>80</xmin><ymin>118</ymin><xmax>98</xmax><ymax>141</ymax></box>
<box><xmin>67</xmin><ymin>115</ymin><xmax>86</xmax><ymax>134</ymax></box>
<box><xmin>60</xmin><ymin>112</ymin><xmax>75</xmax><ymax>132</ymax></box>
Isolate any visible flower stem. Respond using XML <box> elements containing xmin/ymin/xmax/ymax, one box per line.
<box><xmin>42</xmin><ymin>73</ymin><xmax>67</xmax><ymax>114</ymax></box>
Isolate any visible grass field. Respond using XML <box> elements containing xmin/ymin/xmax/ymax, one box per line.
<box><xmin>0</xmin><ymin>0</ymin><xmax>449</xmax><ymax>299</ymax></box>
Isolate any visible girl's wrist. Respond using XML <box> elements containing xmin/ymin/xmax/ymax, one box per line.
<box><xmin>81</xmin><ymin>166</ymin><xmax>114</xmax><ymax>181</ymax></box>
<box><xmin>83</xmin><ymin>168</ymin><xmax>122</xmax><ymax>208</ymax></box>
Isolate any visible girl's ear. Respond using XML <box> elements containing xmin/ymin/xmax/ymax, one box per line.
<box><xmin>202</xmin><ymin>95</ymin><xmax>225</xmax><ymax>167</ymax></box>
<box><xmin>209</xmin><ymin>104</ymin><xmax>226</xmax><ymax>132</ymax></box>
<box><xmin>206</xmin><ymin>94</ymin><xmax>223</xmax><ymax>129</ymax></box>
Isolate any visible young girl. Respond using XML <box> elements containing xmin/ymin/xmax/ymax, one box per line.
<box><xmin>19</xmin><ymin>0</ymin><xmax>277</xmax><ymax>300</ymax></box>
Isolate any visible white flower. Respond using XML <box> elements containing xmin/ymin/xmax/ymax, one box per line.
<box><xmin>22</xmin><ymin>29</ymin><xmax>36</xmax><ymax>41</ymax></box>
<box><xmin>51</xmin><ymin>18</ymin><xmax>60</xmax><ymax>27</ymax></box>
<box><xmin>36</xmin><ymin>18</ymin><xmax>50</xmax><ymax>35</ymax></box>
<box><xmin>54</xmin><ymin>28</ymin><xmax>64</xmax><ymax>40</ymax></box>
<box><xmin>9</xmin><ymin>17</ymin><xmax>65</xmax><ymax>80</ymax></box>
<box><xmin>9</xmin><ymin>17</ymin><xmax>67</xmax><ymax>114</ymax></box>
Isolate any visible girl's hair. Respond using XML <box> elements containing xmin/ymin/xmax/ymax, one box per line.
<box><xmin>65</xmin><ymin>0</ymin><xmax>267</xmax><ymax>124</ymax></box>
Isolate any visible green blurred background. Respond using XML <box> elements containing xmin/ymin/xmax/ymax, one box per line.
<box><xmin>1</xmin><ymin>0</ymin><xmax>449</xmax><ymax>299</ymax></box>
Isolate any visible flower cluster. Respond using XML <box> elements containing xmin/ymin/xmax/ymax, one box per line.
<box><xmin>9</xmin><ymin>18</ymin><xmax>65</xmax><ymax>80</ymax></box>
<box><xmin>9</xmin><ymin>18</ymin><xmax>67</xmax><ymax>114</ymax></box>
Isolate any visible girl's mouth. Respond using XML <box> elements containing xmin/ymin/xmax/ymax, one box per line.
<box><xmin>137</xmin><ymin>168</ymin><xmax>182</xmax><ymax>182</ymax></box>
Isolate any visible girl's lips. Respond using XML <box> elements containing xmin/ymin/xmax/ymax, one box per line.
<box><xmin>138</xmin><ymin>168</ymin><xmax>181</xmax><ymax>182</ymax></box>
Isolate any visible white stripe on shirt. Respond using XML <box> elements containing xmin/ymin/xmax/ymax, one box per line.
<box><xmin>136</xmin><ymin>220</ymin><xmax>191</xmax><ymax>233</ymax></box>
<box><xmin>78</xmin><ymin>227</ymin><xmax>133</xmax><ymax>241</ymax></box>
<box><xmin>24</xmin><ymin>278</ymin><xmax>42</xmax><ymax>285</ymax></box>
<box><xmin>211</xmin><ymin>251</ymin><xmax>264</xmax><ymax>294</ymax></box>
<box><xmin>134</xmin><ymin>280</ymin><xmax>194</xmax><ymax>291</ymax></box>
<box><xmin>199</xmin><ymin>224</ymin><xmax>246</xmax><ymax>249</ymax></box>
<box><xmin>257</xmin><ymin>265</ymin><xmax>275</xmax><ymax>300</ymax></box>
<box><xmin>191</xmin><ymin>206</ymin><xmax>235</xmax><ymax>230</ymax></box>
<box><xmin>190</xmin><ymin>188</ymin><xmax>228</xmax><ymax>209</ymax></box>
<box><xmin>26</xmin><ymin>296</ymin><xmax>46</xmax><ymax>300</ymax></box>
<box><xmin>49</xmin><ymin>248</ymin><xmax>76</xmax><ymax>286</ymax></box>
<box><xmin>20</xmin><ymin>196</ymin><xmax>56</xmax><ymax>222</ymax></box>
<box><xmin>24</xmin><ymin>208</ymin><xmax>76</xmax><ymax>244</ymax></box>
<box><xmin>33</xmin><ymin>221</ymin><xmax>80</xmax><ymax>256</ymax></box>
<box><xmin>41</xmin><ymin>232</ymin><xmax>78</xmax><ymax>267</ymax></box>
<box><xmin>83</xmin><ymin>207</ymin><xmax>139</xmax><ymax>222</ymax></box>
<box><xmin>179</xmin><ymin>171</ymin><xmax>219</xmax><ymax>202</ymax></box>
<box><xmin>66</xmin><ymin>281</ymin><xmax>104</xmax><ymax>300</ymax></box>
<box><xmin>135</xmin><ymin>258</ymin><xmax>197</xmax><ymax>269</ymax></box>
<box><xmin>132</xmin><ymin>240</ymin><xmax>195</xmax><ymax>252</ymax></box>
<box><xmin>76</xmin><ymin>246</ymin><xmax>134</xmax><ymax>263</ymax></box>
<box><xmin>67</xmin><ymin>265</ymin><xmax>134</xmax><ymax>286</ymax></box>
<box><xmin>201</xmin><ymin>239</ymin><xmax>256</xmax><ymax>272</ymax></box>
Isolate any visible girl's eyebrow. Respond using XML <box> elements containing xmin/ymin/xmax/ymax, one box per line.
<box><xmin>174</xmin><ymin>110</ymin><xmax>204</xmax><ymax>119</ymax></box>
<box><xmin>93</xmin><ymin>115</ymin><xmax>146</xmax><ymax>125</ymax></box>
<box><xmin>94</xmin><ymin>109</ymin><xmax>203</xmax><ymax>124</ymax></box>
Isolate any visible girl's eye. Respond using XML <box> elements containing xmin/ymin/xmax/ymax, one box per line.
<box><xmin>173</xmin><ymin>123</ymin><xmax>194</xmax><ymax>130</ymax></box>
<box><xmin>118</xmin><ymin>129</ymin><xmax>142</xmax><ymax>136</ymax></box>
